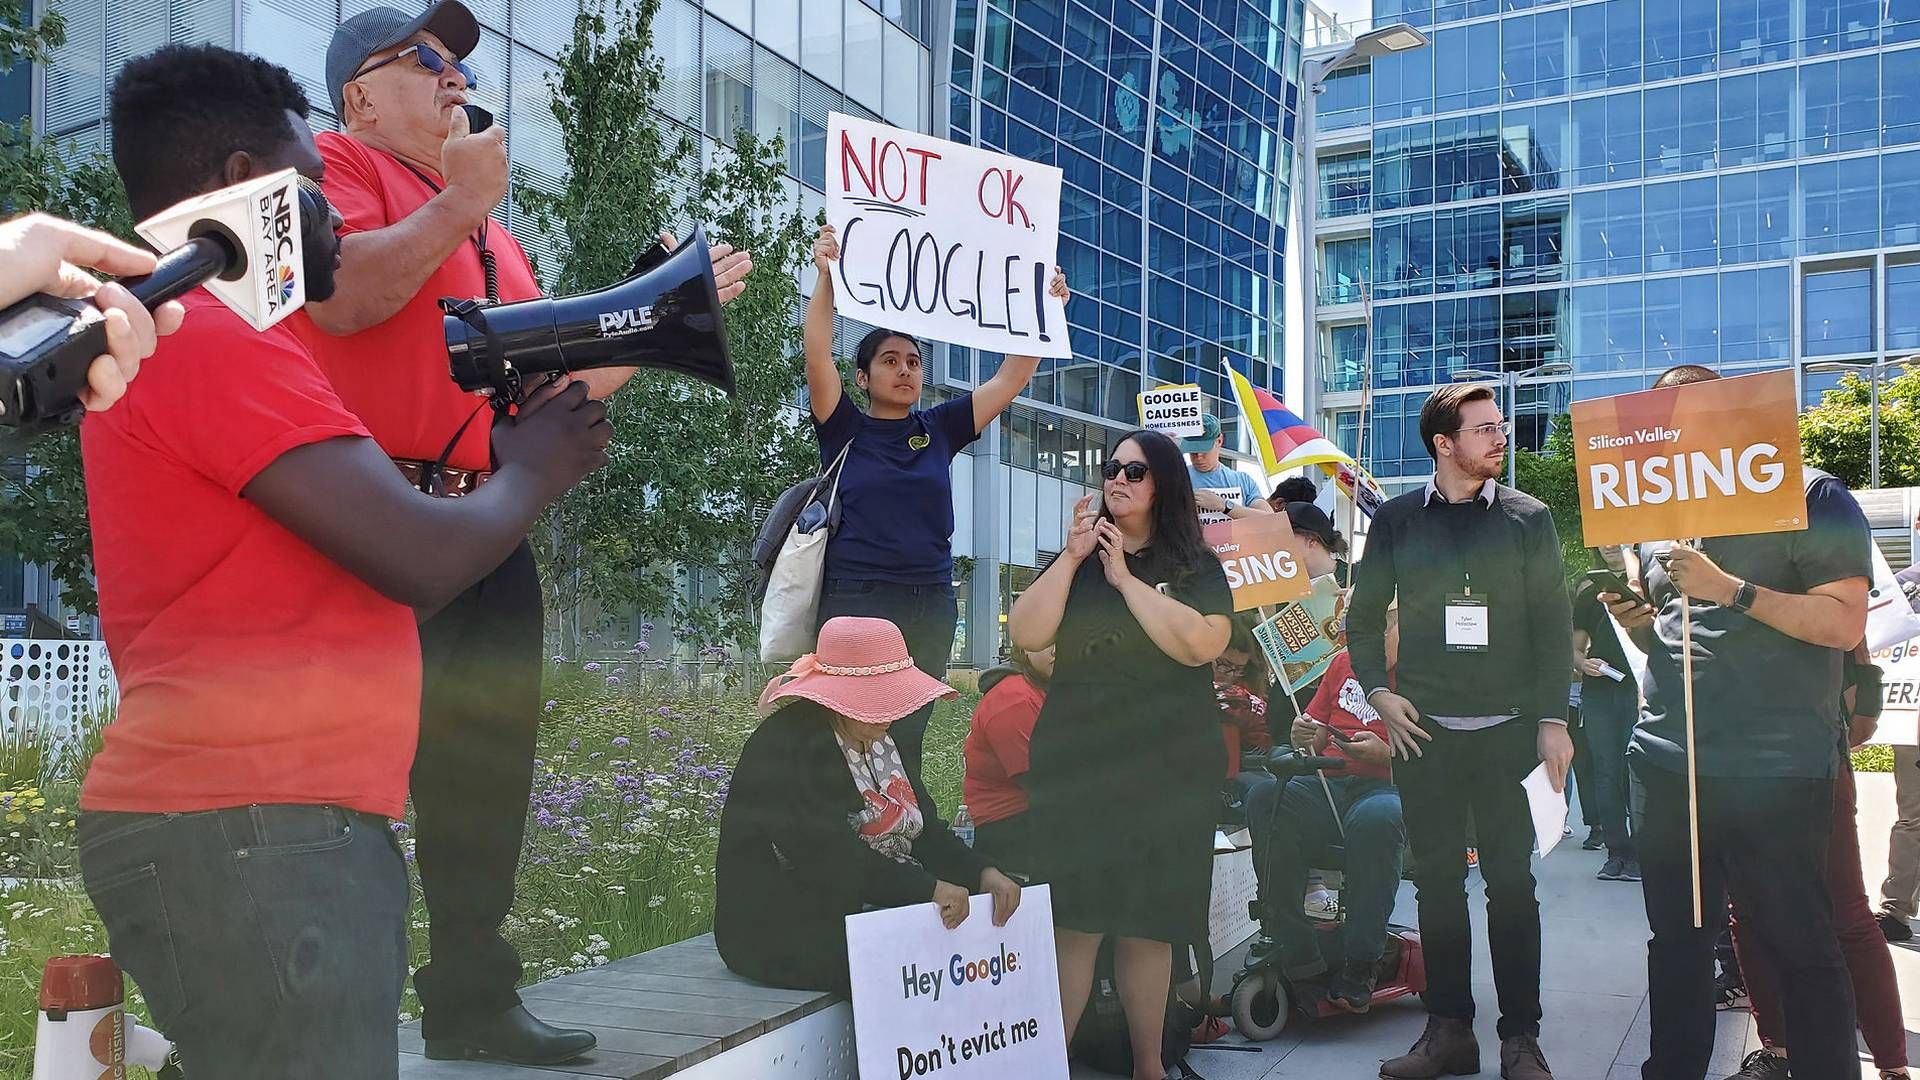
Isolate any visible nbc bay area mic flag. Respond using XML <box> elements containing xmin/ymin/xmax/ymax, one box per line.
<box><xmin>1221</xmin><ymin>360</ymin><xmax>1388</xmax><ymax>516</ymax></box>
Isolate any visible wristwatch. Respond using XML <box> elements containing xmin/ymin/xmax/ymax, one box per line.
<box><xmin>1728</xmin><ymin>579</ymin><xmax>1757</xmax><ymax>613</ymax></box>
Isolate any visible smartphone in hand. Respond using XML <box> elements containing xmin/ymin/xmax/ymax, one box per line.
<box><xmin>1585</xmin><ymin>567</ymin><xmax>1649</xmax><ymax>608</ymax></box>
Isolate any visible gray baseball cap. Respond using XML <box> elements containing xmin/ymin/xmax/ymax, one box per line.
<box><xmin>326</xmin><ymin>0</ymin><xmax>481</xmax><ymax>116</ymax></box>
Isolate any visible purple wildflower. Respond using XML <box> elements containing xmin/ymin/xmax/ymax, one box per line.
<box><xmin>606</xmin><ymin>675</ymin><xmax>622</xmax><ymax>687</ymax></box>
<box><xmin>583</xmin><ymin>662</ymin><xmax>601</xmax><ymax>672</ymax></box>
<box><xmin>611</xmin><ymin>736</ymin><xmax>630</xmax><ymax>749</ymax></box>
<box><xmin>543</xmin><ymin>700</ymin><xmax>557</xmax><ymax>712</ymax></box>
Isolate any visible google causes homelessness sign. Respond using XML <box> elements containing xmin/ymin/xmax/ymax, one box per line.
<box><xmin>1570</xmin><ymin>369</ymin><xmax>1807</xmax><ymax>547</ymax></box>
<box><xmin>846</xmin><ymin>884</ymin><xmax>1069</xmax><ymax>1080</ymax></box>
<box><xmin>826</xmin><ymin>113</ymin><xmax>1071</xmax><ymax>358</ymax></box>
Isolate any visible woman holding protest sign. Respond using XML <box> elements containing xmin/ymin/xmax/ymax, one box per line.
<box><xmin>805</xmin><ymin>224</ymin><xmax>1068</xmax><ymax>784</ymax></box>
<box><xmin>1008</xmin><ymin>430</ymin><xmax>1234</xmax><ymax>1080</ymax></box>
<box><xmin>714</xmin><ymin>616</ymin><xmax>1021</xmax><ymax>996</ymax></box>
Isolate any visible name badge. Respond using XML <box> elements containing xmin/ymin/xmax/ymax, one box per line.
<box><xmin>1445</xmin><ymin>593</ymin><xmax>1489</xmax><ymax>652</ymax></box>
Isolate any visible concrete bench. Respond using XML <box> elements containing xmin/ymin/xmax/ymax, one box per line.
<box><xmin>396</xmin><ymin>833</ymin><xmax>1259</xmax><ymax>1078</ymax></box>
<box><xmin>395</xmin><ymin>935</ymin><xmax>855</xmax><ymax>1080</ymax></box>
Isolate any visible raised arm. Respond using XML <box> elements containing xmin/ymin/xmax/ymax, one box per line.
<box><xmin>1008</xmin><ymin>495</ymin><xmax>1097</xmax><ymax>651</ymax></box>
<box><xmin>804</xmin><ymin>225</ymin><xmax>845</xmax><ymax>423</ymax></box>
<box><xmin>304</xmin><ymin>112</ymin><xmax>505</xmax><ymax>337</ymax></box>
<box><xmin>970</xmin><ymin>267</ymin><xmax>1070</xmax><ymax>432</ymax></box>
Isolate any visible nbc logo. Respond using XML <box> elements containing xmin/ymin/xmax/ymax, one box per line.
<box><xmin>276</xmin><ymin>263</ymin><xmax>296</xmax><ymax>303</ymax></box>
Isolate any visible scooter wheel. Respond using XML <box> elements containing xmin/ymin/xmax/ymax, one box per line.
<box><xmin>1231</xmin><ymin>969</ymin><xmax>1291</xmax><ymax>1041</ymax></box>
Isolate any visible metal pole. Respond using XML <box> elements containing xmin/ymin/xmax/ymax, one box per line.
<box><xmin>1506</xmin><ymin>371</ymin><xmax>1518</xmax><ymax>486</ymax></box>
<box><xmin>1871</xmin><ymin>364</ymin><xmax>1882</xmax><ymax>489</ymax></box>
<box><xmin>1297</xmin><ymin>59</ymin><xmax>1325</xmax><ymax>430</ymax></box>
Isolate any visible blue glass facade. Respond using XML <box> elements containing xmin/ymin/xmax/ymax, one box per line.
<box><xmin>945</xmin><ymin>0</ymin><xmax>1308</xmax><ymax>449</ymax></box>
<box><xmin>1312</xmin><ymin>0</ymin><xmax>1920</xmax><ymax>487</ymax></box>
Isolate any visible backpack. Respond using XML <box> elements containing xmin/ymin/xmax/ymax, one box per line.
<box><xmin>1068</xmin><ymin>939</ymin><xmax>1209</xmax><ymax>1079</ymax></box>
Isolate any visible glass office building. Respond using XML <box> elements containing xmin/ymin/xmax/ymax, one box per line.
<box><xmin>1308</xmin><ymin>0</ymin><xmax>1920</xmax><ymax>490</ymax></box>
<box><xmin>27</xmin><ymin>0</ymin><xmax>1316</xmax><ymax>662</ymax></box>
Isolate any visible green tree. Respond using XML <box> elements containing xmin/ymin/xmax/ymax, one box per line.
<box><xmin>1</xmin><ymin>0</ymin><xmax>63</xmax><ymax>69</ymax></box>
<box><xmin>521</xmin><ymin>0</ymin><xmax>814</xmax><ymax>648</ymax></box>
<box><xmin>0</xmin><ymin>5</ymin><xmax>131</xmax><ymax>615</ymax></box>
<box><xmin>1798</xmin><ymin>369</ymin><xmax>1920</xmax><ymax>490</ymax></box>
<box><xmin>1513</xmin><ymin>412</ymin><xmax>1591</xmax><ymax>581</ymax></box>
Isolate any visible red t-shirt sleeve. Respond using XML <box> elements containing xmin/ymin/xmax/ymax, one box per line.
<box><xmin>125</xmin><ymin>305</ymin><xmax>370</xmax><ymax>494</ymax></box>
<box><xmin>1305</xmin><ymin>665</ymin><xmax>1340</xmax><ymax>725</ymax></box>
<box><xmin>977</xmin><ymin>684</ymin><xmax>1036</xmax><ymax>779</ymax></box>
<box><xmin>317</xmin><ymin>133</ymin><xmax>389</xmax><ymax>238</ymax></box>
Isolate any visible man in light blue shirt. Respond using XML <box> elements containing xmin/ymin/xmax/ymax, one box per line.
<box><xmin>1182</xmin><ymin>413</ymin><xmax>1271</xmax><ymax>526</ymax></box>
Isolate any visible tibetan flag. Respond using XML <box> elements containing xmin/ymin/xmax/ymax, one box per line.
<box><xmin>1222</xmin><ymin>360</ymin><xmax>1352</xmax><ymax>475</ymax></box>
<box><xmin>1222</xmin><ymin>359</ymin><xmax>1283</xmax><ymax>476</ymax></box>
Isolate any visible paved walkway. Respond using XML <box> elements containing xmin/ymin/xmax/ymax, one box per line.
<box><xmin>1072</xmin><ymin>772</ymin><xmax>1920</xmax><ymax>1080</ymax></box>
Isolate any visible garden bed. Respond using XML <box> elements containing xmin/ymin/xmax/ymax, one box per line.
<box><xmin>0</xmin><ymin>659</ymin><xmax>977</xmax><ymax>1080</ymax></box>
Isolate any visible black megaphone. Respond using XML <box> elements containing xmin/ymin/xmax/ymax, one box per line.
<box><xmin>440</xmin><ymin>224</ymin><xmax>735</xmax><ymax>404</ymax></box>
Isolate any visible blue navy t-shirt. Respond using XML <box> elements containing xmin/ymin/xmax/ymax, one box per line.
<box><xmin>815</xmin><ymin>393</ymin><xmax>980</xmax><ymax>585</ymax></box>
<box><xmin>1628</xmin><ymin>473</ymin><xmax>1871</xmax><ymax>780</ymax></box>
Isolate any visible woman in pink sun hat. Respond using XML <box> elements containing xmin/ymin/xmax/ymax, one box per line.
<box><xmin>714</xmin><ymin>616</ymin><xmax>1023</xmax><ymax>995</ymax></box>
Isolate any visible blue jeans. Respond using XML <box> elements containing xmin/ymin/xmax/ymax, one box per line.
<box><xmin>1250</xmin><ymin>774</ymin><xmax>1404</xmax><ymax>968</ymax></box>
<box><xmin>78</xmin><ymin>805</ymin><xmax>410</xmax><ymax>1080</ymax></box>
<box><xmin>817</xmin><ymin>578</ymin><xmax>957</xmax><ymax>781</ymax></box>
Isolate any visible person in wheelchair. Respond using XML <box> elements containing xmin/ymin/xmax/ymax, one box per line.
<box><xmin>1247</xmin><ymin>608</ymin><xmax>1405</xmax><ymax>1013</ymax></box>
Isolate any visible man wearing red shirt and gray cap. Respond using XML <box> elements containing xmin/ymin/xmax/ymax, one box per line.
<box><xmin>295</xmin><ymin>1</ymin><xmax>749</xmax><ymax>1064</ymax></box>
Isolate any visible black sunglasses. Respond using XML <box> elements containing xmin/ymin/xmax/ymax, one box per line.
<box><xmin>354</xmin><ymin>42</ymin><xmax>479</xmax><ymax>89</ymax></box>
<box><xmin>1101</xmin><ymin>460</ymin><xmax>1150</xmax><ymax>482</ymax></box>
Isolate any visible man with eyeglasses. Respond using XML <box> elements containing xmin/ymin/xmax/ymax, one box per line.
<box><xmin>290</xmin><ymin>2</ymin><xmax>746</xmax><ymax>1064</ymax></box>
<box><xmin>1347</xmin><ymin>382</ymin><xmax>1574</xmax><ymax>1080</ymax></box>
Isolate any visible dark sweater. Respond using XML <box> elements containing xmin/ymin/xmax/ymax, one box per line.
<box><xmin>714</xmin><ymin>700</ymin><xmax>986</xmax><ymax>995</ymax></box>
<box><xmin>1348</xmin><ymin>480</ymin><xmax>1573</xmax><ymax>725</ymax></box>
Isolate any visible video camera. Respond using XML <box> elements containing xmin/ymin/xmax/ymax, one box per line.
<box><xmin>0</xmin><ymin>169</ymin><xmax>332</xmax><ymax>441</ymax></box>
<box><xmin>440</xmin><ymin>224</ymin><xmax>735</xmax><ymax>405</ymax></box>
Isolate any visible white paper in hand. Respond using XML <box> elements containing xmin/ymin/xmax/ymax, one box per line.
<box><xmin>1522</xmin><ymin>764</ymin><xmax>1569</xmax><ymax>858</ymax></box>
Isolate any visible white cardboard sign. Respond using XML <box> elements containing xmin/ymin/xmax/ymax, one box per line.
<box><xmin>1137</xmin><ymin>383</ymin><xmax>1206</xmax><ymax>438</ymax></box>
<box><xmin>825</xmin><ymin>113</ymin><xmax>1070</xmax><ymax>358</ymax></box>
<box><xmin>845</xmin><ymin>883</ymin><xmax>1069</xmax><ymax>1080</ymax></box>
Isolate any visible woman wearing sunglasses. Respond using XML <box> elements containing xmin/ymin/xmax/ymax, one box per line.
<box><xmin>1008</xmin><ymin>429</ymin><xmax>1235</xmax><ymax>1080</ymax></box>
<box><xmin>804</xmin><ymin>223</ymin><xmax>1068</xmax><ymax>783</ymax></box>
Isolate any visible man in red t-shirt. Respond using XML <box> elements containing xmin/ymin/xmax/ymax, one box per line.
<box><xmin>77</xmin><ymin>46</ymin><xmax>609</xmax><ymax>1079</ymax></box>
<box><xmin>963</xmin><ymin>646</ymin><xmax>1052</xmax><ymax>878</ymax></box>
<box><xmin>1245</xmin><ymin>612</ymin><xmax>1405</xmax><ymax>1015</ymax></box>
<box><xmin>294</xmin><ymin>3</ymin><xmax>749</xmax><ymax>1063</ymax></box>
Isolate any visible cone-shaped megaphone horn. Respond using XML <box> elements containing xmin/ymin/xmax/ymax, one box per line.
<box><xmin>441</xmin><ymin>224</ymin><xmax>735</xmax><ymax>404</ymax></box>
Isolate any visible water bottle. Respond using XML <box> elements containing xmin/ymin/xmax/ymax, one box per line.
<box><xmin>952</xmin><ymin>804</ymin><xmax>975</xmax><ymax>847</ymax></box>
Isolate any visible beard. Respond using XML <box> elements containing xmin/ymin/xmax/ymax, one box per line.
<box><xmin>1461</xmin><ymin>450</ymin><xmax>1505</xmax><ymax>483</ymax></box>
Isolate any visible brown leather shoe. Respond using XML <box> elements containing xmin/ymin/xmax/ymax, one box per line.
<box><xmin>1500</xmin><ymin>1035</ymin><xmax>1554</xmax><ymax>1079</ymax></box>
<box><xmin>1380</xmin><ymin>1016</ymin><xmax>1481</xmax><ymax>1078</ymax></box>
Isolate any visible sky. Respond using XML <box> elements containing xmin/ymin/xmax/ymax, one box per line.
<box><xmin>1316</xmin><ymin>0</ymin><xmax>1372</xmax><ymax>29</ymax></box>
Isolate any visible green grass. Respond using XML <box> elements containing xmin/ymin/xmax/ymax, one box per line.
<box><xmin>0</xmin><ymin>669</ymin><xmax>983</xmax><ymax>1079</ymax></box>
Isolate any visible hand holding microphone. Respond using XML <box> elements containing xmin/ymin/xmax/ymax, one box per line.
<box><xmin>441</xmin><ymin>103</ymin><xmax>508</xmax><ymax>222</ymax></box>
<box><xmin>0</xmin><ymin>169</ymin><xmax>336</xmax><ymax>439</ymax></box>
<box><xmin>0</xmin><ymin>214</ymin><xmax>187</xmax><ymax>413</ymax></box>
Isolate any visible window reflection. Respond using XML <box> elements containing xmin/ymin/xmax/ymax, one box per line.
<box><xmin>1805</xmin><ymin>269</ymin><xmax>1875</xmax><ymax>356</ymax></box>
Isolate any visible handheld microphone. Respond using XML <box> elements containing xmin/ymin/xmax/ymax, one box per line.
<box><xmin>442</xmin><ymin>223</ymin><xmax>735</xmax><ymax>404</ymax></box>
<box><xmin>0</xmin><ymin>169</ymin><xmax>328</xmax><ymax>439</ymax></box>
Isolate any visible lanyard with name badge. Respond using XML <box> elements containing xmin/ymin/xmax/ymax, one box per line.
<box><xmin>1446</xmin><ymin>573</ymin><xmax>1489</xmax><ymax>653</ymax></box>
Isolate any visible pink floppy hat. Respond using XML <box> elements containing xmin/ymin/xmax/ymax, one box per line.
<box><xmin>757</xmin><ymin>616</ymin><xmax>957</xmax><ymax>724</ymax></box>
